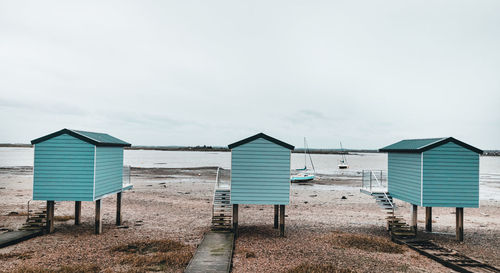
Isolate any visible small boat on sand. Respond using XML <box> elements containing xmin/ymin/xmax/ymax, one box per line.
<box><xmin>338</xmin><ymin>141</ymin><xmax>349</xmax><ymax>169</ymax></box>
<box><xmin>291</xmin><ymin>137</ymin><xmax>316</xmax><ymax>183</ymax></box>
<box><xmin>291</xmin><ymin>172</ymin><xmax>315</xmax><ymax>182</ymax></box>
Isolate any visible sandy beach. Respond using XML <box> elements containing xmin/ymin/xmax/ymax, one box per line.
<box><xmin>2</xmin><ymin>0</ymin><xmax>500</xmax><ymax>271</ymax></box>
<box><xmin>0</xmin><ymin>167</ymin><xmax>499</xmax><ymax>272</ymax></box>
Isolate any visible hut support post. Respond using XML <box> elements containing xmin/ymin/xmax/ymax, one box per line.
<box><xmin>95</xmin><ymin>199</ymin><xmax>102</xmax><ymax>235</ymax></box>
<box><xmin>233</xmin><ymin>204</ymin><xmax>238</xmax><ymax>237</ymax></box>
<box><xmin>75</xmin><ymin>201</ymin><xmax>81</xmax><ymax>225</ymax></box>
<box><xmin>279</xmin><ymin>205</ymin><xmax>285</xmax><ymax>237</ymax></box>
<box><xmin>116</xmin><ymin>192</ymin><xmax>122</xmax><ymax>226</ymax></box>
<box><xmin>425</xmin><ymin>207</ymin><xmax>432</xmax><ymax>232</ymax></box>
<box><xmin>411</xmin><ymin>204</ymin><xmax>417</xmax><ymax>234</ymax></box>
<box><xmin>274</xmin><ymin>205</ymin><xmax>279</xmax><ymax>229</ymax></box>
<box><xmin>46</xmin><ymin>201</ymin><xmax>55</xmax><ymax>233</ymax></box>
<box><xmin>456</xmin><ymin>208</ymin><xmax>464</xmax><ymax>241</ymax></box>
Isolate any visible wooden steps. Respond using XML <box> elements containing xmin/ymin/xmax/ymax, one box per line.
<box><xmin>370</xmin><ymin>192</ymin><xmax>416</xmax><ymax>239</ymax></box>
<box><xmin>19</xmin><ymin>208</ymin><xmax>46</xmax><ymax>231</ymax></box>
<box><xmin>212</xmin><ymin>189</ymin><xmax>232</xmax><ymax>230</ymax></box>
<box><xmin>399</xmin><ymin>240</ymin><xmax>500</xmax><ymax>273</ymax></box>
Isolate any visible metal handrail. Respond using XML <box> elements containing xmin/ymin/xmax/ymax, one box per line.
<box><xmin>212</xmin><ymin>167</ymin><xmax>221</xmax><ymax>218</ymax></box>
<box><xmin>362</xmin><ymin>170</ymin><xmax>394</xmax><ymax>214</ymax></box>
<box><xmin>369</xmin><ymin>170</ymin><xmax>384</xmax><ymax>189</ymax></box>
<box><xmin>123</xmin><ymin>165</ymin><xmax>131</xmax><ymax>187</ymax></box>
<box><xmin>362</xmin><ymin>170</ymin><xmax>384</xmax><ymax>191</ymax></box>
<box><xmin>370</xmin><ymin>170</ymin><xmax>394</xmax><ymax>209</ymax></box>
<box><xmin>27</xmin><ymin>200</ymin><xmax>31</xmax><ymax>222</ymax></box>
<box><xmin>215</xmin><ymin>167</ymin><xmax>220</xmax><ymax>188</ymax></box>
<box><xmin>369</xmin><ymin>170</ymin><xmax>394</xmax><ymax>217</ymax></box>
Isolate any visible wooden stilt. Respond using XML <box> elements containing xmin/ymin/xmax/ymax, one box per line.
<box><xmin>456</xmin><ymin>207</ymin><xmax>463</xmax><ymax>241</ymax></box>
<box><xmin>95</xmin><ymin>199</ymin><xmax>102</xmax><ymax>235</ymax></box>
<box><xmin>46</xmin><ymin>201</ymin><xmax>55</xmax><ymax>233</ymax></box>
<box><xmin>75</xmin><ymin>201</ymin><xmax>81</xmax><ymax>225</ymax></box>
<box><xmin>232</xmin><ymin>204</ymin><xmax>238</xmax><ymax>237</ymax></box>
<box><xmin>116</xmin><ymin>192</ymin><xmax>122</xmax><ymax>226</ymax></box>
<box><xmin>279</xmin><ymin>205</ymin><xmax>285</xmax><ymax>237</ymax></box>
<box><xmin>411</xmin><ymin>204</ymin><xmax>417</xmax><ymax>234</ymax></box>
<box><xmin>274</xmin><ymin>205</ymin><xmax>279</xmax><ymax>229</ymax></box>
<box><xmin>425</xmin><ymin>207</ymin><xmax>432</xmax><ymax>232</ymax></box>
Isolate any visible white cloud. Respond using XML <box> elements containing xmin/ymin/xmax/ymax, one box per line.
<box><xmin>0</xmin><ymin>0</ymin><xmax>499</xmax><ymax>149</ymax></box>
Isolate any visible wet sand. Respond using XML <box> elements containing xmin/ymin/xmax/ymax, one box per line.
<box><xmin>0</xmin><ymin>167</ymin><xmax>499</xmax><ymax>272</ymax></box>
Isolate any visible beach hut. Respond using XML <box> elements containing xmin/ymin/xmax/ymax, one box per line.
<box><xmin>379</xmin><ymin>137</ymin><xmax>482</xmax><ymax>241</ymax></box>
<box><xmin>31</xmin><ymin>128</ymin><xmax>132</xmax><ymax>234</ymax></box>
<box><xmin>228</xmin><ymin>133</ymin><xmax>294</xmax><ymax>237</ymax></box>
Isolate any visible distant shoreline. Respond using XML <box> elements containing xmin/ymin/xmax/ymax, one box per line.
<box><xmin>126</xmin><ymin>146</ymin><xmax>378</xmax><ymax>155</ymax></box>
<box><xmin>1</xmin><ymin>143</ymin><xmax>499</xmax><ymax>156</ymax></box>
<box><xmin>0</xmin><ymin>144</ymin><xmax>376</xmax><ymax>155</ymax></box>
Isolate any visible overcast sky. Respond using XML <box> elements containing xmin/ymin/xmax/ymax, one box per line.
<box><xmin>1</xmin><ymin>1</ymin><xmax>499</xmax><ymax>149</ymax></box>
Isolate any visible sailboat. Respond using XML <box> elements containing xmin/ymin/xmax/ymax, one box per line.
<box><xmin>291</xmin><ymin>137</ymin><xmax>316</xmax><ymax>182</ymax></box>
<box><xmin>338</xmin><ymin>141</ymin><xmax>349</xmax><ymax>169</ymax></box>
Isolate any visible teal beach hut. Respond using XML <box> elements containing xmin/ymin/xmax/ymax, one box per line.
<box><xmin>31</xmin><ymin>129</ymin><xmax>132</xmax><ymax>234</ymax></box>
<box><xmin>379</xmin><ymin>137</ymin><xmax>483</xmax><ymax>241</ymax></box>
<box><xmin>228</xmin><ymin>133</ymin><xmax>294</xmax><ymax>237</ymax></box>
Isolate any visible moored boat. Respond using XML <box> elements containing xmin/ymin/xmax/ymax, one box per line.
<box><xmin>338</xmin><ymin>141</ymin><xmax>349</xmax><ymax>169</ymax></box>
<box><xmin>291</xmin><ymin>172</ymin><xmax>315</xmax><ymax>182</ymax></box>
<box><xmin>291</xmin><ymin>137</ymin><xmax>316</xmax><ymax>182</ymax></box>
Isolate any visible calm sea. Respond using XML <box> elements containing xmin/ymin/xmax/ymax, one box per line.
<box><xmin>1</xmin><ymin>147</ymin><xmax>499</xmax><ymax>200</ymax></box>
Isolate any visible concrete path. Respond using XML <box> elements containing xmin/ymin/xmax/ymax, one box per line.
<box><xmin>185</xmin><ymin>231</ymin><xmax>234</xmax><ymax>273</ymax></box>
<box><xmin>0</xmin><ymin>230</ymin><xmax>43</xmax><ymax>248</ymax></box>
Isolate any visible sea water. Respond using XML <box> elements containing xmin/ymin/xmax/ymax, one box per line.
<box><xmin>1</xmin><ymin>147</ymin><xmax>499</xmax><ymax>200</ymax></box>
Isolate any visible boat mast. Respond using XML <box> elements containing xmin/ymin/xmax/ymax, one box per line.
<box><xmin>307</xmin><ymin>139</ymin><xmax>316</xmax><ymax>173</ymax></box>
<box><xmin>304</xmin><ymin>137</ymin><xmax>307</xmax><ymax>169</ymax></box>
<box><xmin>340</xmin><ymin>141</ymin><xmax>345</xmax><ymax>163</ymax></box>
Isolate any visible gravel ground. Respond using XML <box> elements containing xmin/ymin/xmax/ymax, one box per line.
<box><xmin>0</xmin><ymin>167</ymin><xmax>499</xmax><ymax>272</ymax></box>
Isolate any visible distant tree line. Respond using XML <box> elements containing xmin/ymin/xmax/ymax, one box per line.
<box><xmin>1</xmin><ymin>144</ymin><xmax>499</xmax><ymax>156</ymax></box>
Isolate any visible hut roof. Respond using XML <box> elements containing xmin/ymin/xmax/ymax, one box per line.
<box><xmin>31</xmin><ymin>128</ymin><xmax>131</xmax><ymax>147</ymax></box>
<box><xmin>379</xmin><ymin>137</ymin><xmax>482</xmax><ymax>154</ymax></box>
<box><xmin>228</xmin><ymin>133</ymin><xmax>294</xmax><ymax>150</ymax></box>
